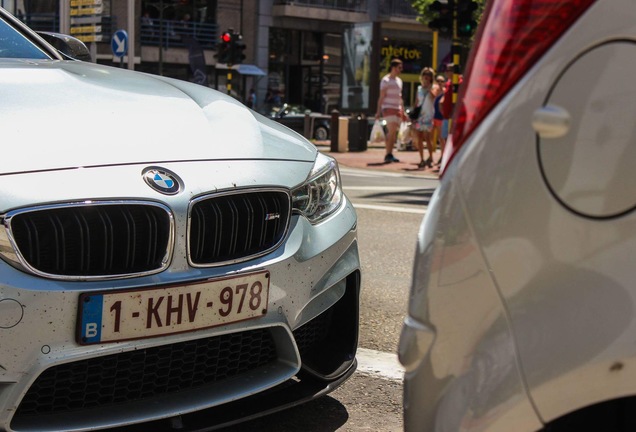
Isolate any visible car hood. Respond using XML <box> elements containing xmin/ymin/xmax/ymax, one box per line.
<box><xmin>0</xmin><ymin>59</ymin><xmax>316</xmax><ymax>175</ymax></box>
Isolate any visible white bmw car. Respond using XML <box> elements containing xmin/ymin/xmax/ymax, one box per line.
<box><xmin>0</xmin><ymin>8</ymin><xmax>359</xmax><ymax>432</ymax></box>
<box><xmin>399</xmin><ymin>0</ymin><xmax>636</xmax><ymax>431</ymax></box>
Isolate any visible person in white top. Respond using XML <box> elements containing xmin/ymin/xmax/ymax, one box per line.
<box><xmin>411</xmin><ymin>67</ymin><xmax>441</xmax><ymax>168</ymax></box>
<box><xmin>375</xmin><ymin>59</ymin><xmax>406</xmax><ymax>163</ymax></box>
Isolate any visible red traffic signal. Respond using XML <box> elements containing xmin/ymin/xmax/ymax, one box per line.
<box><xmin>215</xmin><ymin>30</ymin><xmax>233</xmax><ymax>64</ymax></box>
<box><xmin>215</xmin><ymin>30</ymin><xmax>247</xmax><ymax>65</ymax></box>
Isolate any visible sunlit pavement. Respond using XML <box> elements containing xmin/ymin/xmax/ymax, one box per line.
<box><xmin>316</xmin><ymin>141</ymin><xmax>442</xmax><ymax>177</ymax></box>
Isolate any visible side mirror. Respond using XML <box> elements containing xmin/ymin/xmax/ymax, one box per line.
<box><xmin>37</xmin><ymin>32</ymin><xmax>92</xmax><ymax>62</ymax></box>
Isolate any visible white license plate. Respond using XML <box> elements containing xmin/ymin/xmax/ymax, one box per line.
<box><xmin>77</xmin><ymin>271</ymin><xmax>269</xmax><ymax>344</ymax></box>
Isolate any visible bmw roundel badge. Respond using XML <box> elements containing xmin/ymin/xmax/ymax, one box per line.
<box><xmin>143</xmin><ymin>167</ymin><xmax>182</xmax><ymax>195</ymax></box>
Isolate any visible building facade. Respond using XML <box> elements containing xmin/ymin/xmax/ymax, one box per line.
<box><xmin>1</xmin><ymin>0</ymin><xmax>450</xmax><ymax>114</ymax></box>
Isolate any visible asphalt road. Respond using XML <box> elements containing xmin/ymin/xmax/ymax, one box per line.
<box><xmin>220</xmin><ymin>168</ymin><xmax>438</xmax><ymax>431</ymax></box>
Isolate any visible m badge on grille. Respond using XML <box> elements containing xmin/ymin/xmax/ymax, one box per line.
<box><xmin>143</xmin><ymin>167</ymin><xmax>182</xmax><ymax>195</ymax></box>
<box><xmin>265</xmin><ymin>213</ymin><xmax>280</xmax><ymax>221</ymax></box>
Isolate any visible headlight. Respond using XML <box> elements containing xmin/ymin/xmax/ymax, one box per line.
<box><xmin>292</xmin><ymin>153</ymin><xmax>343</xmax><ymax>223</ymax></box>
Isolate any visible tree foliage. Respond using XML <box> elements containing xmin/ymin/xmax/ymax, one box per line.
<box><xmin>409</xmin><ymin>0</ymin><xmax>487</xmax><ymax>29</ymax></box>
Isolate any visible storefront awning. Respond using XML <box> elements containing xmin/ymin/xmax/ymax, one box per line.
<box><xmin>217</xmin><ymin>63</ymin><xmax>266</xmax><ymax>76</ymax></box>
<box><xmin>236</xmin><ymin>64</ymin><xmax>266</xmax><ymax>76</ymax></box>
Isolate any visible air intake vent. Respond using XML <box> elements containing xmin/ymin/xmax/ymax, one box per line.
<box><xmin>14</xmin><ymin>329</ymin><xmax>278</xmax><ymax>419</ymax></box>
<box><xmin>5</xmin><ymin>202</ymin><xmax>172</xmax><ymax>279</ymax></box>
<box><xmin>189</xmin><ymin>190</ymin><xmax>290</xmax><ymax>266</ymax></box>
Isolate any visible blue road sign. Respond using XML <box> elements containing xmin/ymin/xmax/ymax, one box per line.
<box><xmin>112</xmin><ymin>29</ymin><xmax>128</xmax><ymax>58</ymax></box>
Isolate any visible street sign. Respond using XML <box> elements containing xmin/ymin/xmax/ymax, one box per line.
<box><xmin>111</xmin><ymin>29</ymin><xmax>128</xmax><ymax>58</ymax></box>
<box><xmin>69</xmin><ymin>0</ymin><xmax>104</xmax><ymax>43</ymax></box>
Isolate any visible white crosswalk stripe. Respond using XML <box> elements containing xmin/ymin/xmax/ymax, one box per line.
<box><xmin>352</xmin><ymin>203</ymin><xmax>426</xmax><ymax>214</ymax></box>
<box><xmin>356</xmin><ymin>348</ymin><xmax>404</xmax><ymax>381</ymax></box>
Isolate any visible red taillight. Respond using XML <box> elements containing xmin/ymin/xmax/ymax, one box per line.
<box><xmin>441</xmin><ymin>0</ymin><xmax>598</xmax><ymax>176</ymax></box>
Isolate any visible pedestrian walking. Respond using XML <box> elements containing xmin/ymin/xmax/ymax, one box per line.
<box><xmin>247</xmin><ymin>88</ymin><xmax>256</xmax><ymax>109</ymax></box>
<box><xmin>411</xmin><ymin>67</ymin><xmax>440</xmax><ymax>168</ymax></box>
<box><xmin>441</xmin><ymin>63</ymin><xmax>463</xmax><ymax>126</ymax></box>
<box><xmin>375</xmin><ymin>59</ymin><xmax>406</xmax><ymax>163</ymax></box>
<box><xmin>431</xmin><ymin>74</ymin><xmax>447</xmax><ymax>166</ymax></box>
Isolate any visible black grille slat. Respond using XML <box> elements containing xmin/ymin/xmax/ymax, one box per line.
<box><xmin>72</xmin><ymin>211</ymin><xmax>89</xmax><ymax>273</ymax></box>
<box><xmin>256</xmin><ymin>195</ymin><xmax>267</xmax><ymax>246</ymax></box>
<box><xmin>211</xmin><ymin>201</ymin><xmax>222</xmax><ymax>258</ymax></box>
<box><xmin>144</xmin><ymin>209</ymin><xmax>158</xmax><ymax>267</ymax></box>
<box><xmin>14</xmin><ymin>329</ymin><xmax>278</xmax><ymax>418</ymax></box>
<box><xmin>228</xmin><ymin>199</ymin><xmax>239</xmax><ymax>255</ymax></box>
<box><xmin>121</xmin><ymin>207</ymin><xmax>135</xmax><ymax>269</ymax></box>
<box><xmin>243</xmin><ymin>197</ymin><xmax>255</xmax><ymax>251</ymax></box>
<box><xmin>52</xmin><ymin>214</ymin><xmax>65</xmax><ymax>271</ymax></box>
<box><xmin>20</xmin><ymin>217</ymin><xmax>37</xmax><ymax>266</ymax></box>
<box><xmin>10</xmin><ymin>204</ymin><xmax>171</xmax><ymax>278</ymax></box>
<box><xmin>97</xmin><ymin>207</ymin><xmax>115</xmax><ymax>271</ymax></box>
<box><xmin>190</xmin><ymin>191</ymin><xmax>290</xmax><ymax>265</ymax></box>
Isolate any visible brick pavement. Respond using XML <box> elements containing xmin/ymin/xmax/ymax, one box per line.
<box><xmin>315</xmin><ymin>141</ymin><xmax>441</xmax><ymax>177</ymax></box>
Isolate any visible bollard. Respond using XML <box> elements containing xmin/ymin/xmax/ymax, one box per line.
<box><xmin>330</xmin><ymin>110</ymin><xmax>340</xmax><ymax>152</ymax></box>
<box><xmin>303</xmin><ymin>110</ymin><xmax>311</xmax><ymax>139</ymax></box>
<box><xmin>337</xmin><ymin>116</ymin><xmax>349</xmax><ymax>152</ymax></box>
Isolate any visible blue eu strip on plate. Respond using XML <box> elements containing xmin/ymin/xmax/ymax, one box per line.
<box><xmin>80</xmin><ymin>294</ymin><xmax>103</xmax><ymax>344</ymax></box>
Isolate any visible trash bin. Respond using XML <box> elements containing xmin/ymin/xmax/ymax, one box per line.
<box><xmin>348</xmin><ymin>115</ymin><xmax>368</xmax><ymax>152</ymax></box>
<box><xmin>330</xmin><ymin>110</ymin><xmax>348</xmax><ymax>153</ymax></box>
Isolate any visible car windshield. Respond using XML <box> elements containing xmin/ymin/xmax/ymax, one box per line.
<box><xmin>0</xmin><ymin>15</ymin><xmax>49</xmax><ymax>59</ymax></box>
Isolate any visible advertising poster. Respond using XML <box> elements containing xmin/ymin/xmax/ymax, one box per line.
<box><xmin>341</xmin><ymin>22</ymin><xmax>372</xmax><ymax>112</ymax></box>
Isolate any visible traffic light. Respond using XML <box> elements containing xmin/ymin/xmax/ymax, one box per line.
<box><xmin>427</xmin><ymin>0</ymin><xmax>453</xmax><ymax>38</ymax></box>
<box><xmin>215</xmin><ymin>30</ymin><xmax>232</xmax><ymax>64</ymax></box>
<box><xmin>230</xmin><ymin>32</ymin><xmax>246</xmax><ymax>65</ymax></box>
<box><xmin>457</xmin><ymin>0</ymin><xmax>479</xmax><ymax>39</ymax></box>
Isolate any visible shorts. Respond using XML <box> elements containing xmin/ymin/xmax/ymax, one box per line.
<box><xmin>383</xmin><ymin>115</ymin><xmax>401</xmax><ymax>125</ymax></box>
<box><xmin>433</xmin><ymin>119</ymin><xmax>448</xmax><ymax>139</ymax></box>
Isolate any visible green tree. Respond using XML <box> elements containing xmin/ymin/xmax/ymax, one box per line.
<box><xmin>410</xmin><ymin>0</ymin><xmax>486</xmax><ymax>37</ymax></box>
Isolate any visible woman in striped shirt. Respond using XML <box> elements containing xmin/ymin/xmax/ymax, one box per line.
<box><xmin>375</xmin><ymin>58</ymin><xmax>406</xmax><ymax>163</ymax></box>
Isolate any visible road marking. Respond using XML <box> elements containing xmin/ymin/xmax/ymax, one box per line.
<box><xmin>340</xmin><ymin>168</ymin><xmax>405</xmax><ymax>178</ymax></box>
<box><xmin>340</xmin><ymin>167</ymin><xmax>439</xmax><ymax>180</ymax></box>
<box><xmin>353</xmin><ymin>203</ymin><xmax>427</xmax><ymax>214</ymax></box>
<box><xmin>344</xmin><ymin>186</ymin><xmax>421</xmax><ymax>191</ymax></box>
<box><xmin>356</xmin><ymin>348</ymin><xmax>404</xmax><ymax>381</ymax></box>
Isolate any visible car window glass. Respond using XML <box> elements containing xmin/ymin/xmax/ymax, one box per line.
<box><xmin>0</xmin><ymin>17</ymin><xmax>49</xmax><ymax>59</ymax></box>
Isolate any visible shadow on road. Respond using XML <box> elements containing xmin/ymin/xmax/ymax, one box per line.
<box><xmin>361</xmin><ymin>187</ymin><xmax>436</xmax><ymax>207</ymax></box>
<box><xmin>221</xmin><ymin>396</ymin><xmax>348</xmax><ymax>431</ymax></box>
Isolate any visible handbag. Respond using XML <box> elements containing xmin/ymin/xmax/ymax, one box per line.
<box><xmin>397</xmin><ymin>121</ymin><xmax>411</xmax><ymax>150</ymax></box>
<box><xmin>408</xmin><ymin>105</ymin><xmax>421</xmax><ymax>121</ymax></box>
<box><xmin>409</xmin><ymin>85</ymin><xmax>425</xmax><ymax>120</ymax></box>
<box><xmin>370</xmin><ymin>120</ymin><xmax>385</xmax><ymax>143</ymax></box>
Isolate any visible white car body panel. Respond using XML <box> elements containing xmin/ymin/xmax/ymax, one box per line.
<box><xmin>400</xmin><ymin>0</ymin><xmax>636</xmax><ymax>430</ymax></box>
<box><xmin>1</xmin><ymin>60</ymin><xmax>315</xmax><ymax>174</ymax></box>
<box><xmin>0</xmin><ymin>7</ymin><xmax>360</xmax><ymax>431</ymax></box>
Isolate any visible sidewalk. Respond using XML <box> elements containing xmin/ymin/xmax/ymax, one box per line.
<box><xmin>315</xmin><ymin>140</ymin><xmax>442</xmax><ymax>177</ymax></box>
